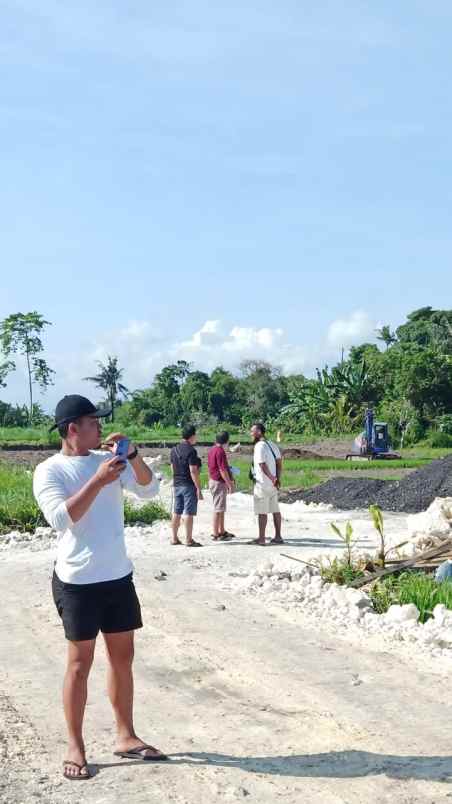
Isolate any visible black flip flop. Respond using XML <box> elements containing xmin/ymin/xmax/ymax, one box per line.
<box><xmin>186</xmin><ymin>540</ymin><xmax>203</xmax><ymax>547</ymax></box>
<box><xmin>246</xmin><ymin>539</ymin><xmax>266</xmax><ymax>546</ymax></box>
<box><xmin>269</xmin><ymin>538</ymin><xmax>284</xmax><ymax>544</ymax></box>
<box><xmin>63</xmin><ymin>760</ymin><xmax>92</xmax><ymax>780</ymax></box>
<box><xmin>114</xmin><ymin>745</ymin><xmax>169</xmax><ymax>762</ymax></box>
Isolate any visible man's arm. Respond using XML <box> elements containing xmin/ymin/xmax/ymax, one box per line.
<box><xmin>128</xmin><ymin>453</ymin><xmax>153</xmax><ymax>486</ymax></box>
<box><xmin>67</xmin><ymin>457</ymin><xmax>126</xmax><ymax>522</ymax></box>
<box><xmin>219</xmin><ymin>466</ymin><xmax>233</xmax><ymax>491</ymax></box>
<box><xmin>189</xmin><ymin>464</ymin><xmax>204</xmax><ymax>499</ymax></box>
<box><xmin>101</xmin><ymin>433</ymin><xmax>160</xmax><ymax>499</ymax></box>
<box><xmin>103</xmin><ymin>433</ymin><xmax>153</xmax><ymax>486</ymax></box>
<box><xmin>218</xmin><ymin>450</ymin><xmax>233</xmax><ymax>492</ymax></box>
<box><xmin>275</xmin><ymin>458</ymin><xmax>282</xmax><ymax>489</ymax></box>
<box><xmin>256</xmin><ymin>441</ymin><xmax>278</xmax><ymax>487</ymax></box>
<box><xmin>34</xmin><ymin>457</ymin><xmax>126</xmax><ymax>529</ymax></box>
<box><xmin>259</xmin><ymin>461</ymin><xmax>278</xmax><ymax>486</ymax></box>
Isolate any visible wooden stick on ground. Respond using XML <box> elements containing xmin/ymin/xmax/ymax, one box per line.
<box><xmin>279</xmin><ymin>553</ymin><xmax>319</xmax><ymax>570</ymax></box>
<box><xmin>349</xmin><ymin>538</ymin><xmax>452</xmax><ymax>589</ymax></box>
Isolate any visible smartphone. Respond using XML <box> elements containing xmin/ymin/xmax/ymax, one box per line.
<box><xmin>115</xmin><ymin>437</ymin><xmax>129</xmax><ymax>462</ymax></box>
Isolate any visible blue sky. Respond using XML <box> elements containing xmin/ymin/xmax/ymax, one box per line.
<box><xmin>1</xmin><ymin>1</ymin><xmax>451</xmax><ymax>408</ymax></box>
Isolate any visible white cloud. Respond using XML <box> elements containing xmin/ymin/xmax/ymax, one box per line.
<box><xmin>326</xmin><ymin>310</ymin><xmax>378</xmax><ymax>348</ymax></box>
<box><xmin>0</xmin><ymin>312</ymin><xmax>379</xmax><ymax>410</ymax></box>
<box><xmin>181</xmin><ymin>320</ymin><xmax>225</xmax><ymax>348</ymax></box>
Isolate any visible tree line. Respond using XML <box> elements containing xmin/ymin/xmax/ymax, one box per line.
<box><xmin>1</xmin><ymin>307</ymin><xmax>452</xmax><ymax>445</ymax></box>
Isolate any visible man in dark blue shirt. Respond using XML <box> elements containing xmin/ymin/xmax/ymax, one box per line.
<box><xmin>170</xmin><ymin>425</ymin><xmax>203</xmax><ymax>546</ymax></box>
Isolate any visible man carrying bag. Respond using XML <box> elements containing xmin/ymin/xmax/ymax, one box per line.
<box><xmin>248</xmin><ymin>422</ymin><xmax>283</xmax><ymax>545</ymax></box>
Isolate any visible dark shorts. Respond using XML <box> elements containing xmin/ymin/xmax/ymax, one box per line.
<box><xmin>173</xmin><ymin>484</ymin><xmax>198</xmax><ymax>516</ymax></box>
<box><xmin>52</xmin><ymin>569</ymin><xmax>143</xmax><ymax>642</ymax></box>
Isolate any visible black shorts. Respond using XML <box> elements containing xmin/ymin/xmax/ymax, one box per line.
<box><xmin>52</xmin><ymin>569</ymin><xmax>143</xmax><ymax>642</ymax></box>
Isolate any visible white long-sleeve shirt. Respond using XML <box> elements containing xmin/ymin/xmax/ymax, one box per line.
<box><xmin>33</xmin><ymin>450</ymin><xmax>159</xmax><ymax>584</ymax></box>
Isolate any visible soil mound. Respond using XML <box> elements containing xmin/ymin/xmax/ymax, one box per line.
<box><xmin>282</xmin><ymin>447</ymin><xmax>325</xmax><ymax>460</ymax></box>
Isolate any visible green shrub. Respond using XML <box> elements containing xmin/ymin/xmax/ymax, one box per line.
<box><xmin>317</xmin><ymin>555</ymin><xmax>364</xmax><ymax>585</ymax></box>
<box><xmin>428</xmin><ymin>432</ymin><xmax>452</xmax><ymax>448</ymax></box>
<box><xmin>0</xmin><ymin>464</ymin><xmax>46</xmax><ymax>533</ymax></box>
<box><xmin>370</xmin><ymin>571</ymin><xmax>452</xmax><ymax>623</ymax></box>
<box><xmin>437</xmin><ymin>414</ymin><xmax>452</xmax><ymax>435</ymax></box>
<box><xmin>124</xmin><ymin>500</ymin><xmax>170</xmax><ymax>526</ymax></box>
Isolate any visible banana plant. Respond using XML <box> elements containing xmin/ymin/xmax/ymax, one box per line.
<box><xmin>369</xmin><ymin>504</ymin><xmax>387</xmax><ymax>566</ymax></box>
<box><xmin>330</xmin><ymin>520</ymin><xmax>356</xmax><ymax>568</ymax></box>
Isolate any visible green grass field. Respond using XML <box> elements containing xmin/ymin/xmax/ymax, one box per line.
<box><xmin>0</xmin><ymin>424</ymin><xmax>251</xmax><ymax>447</ymax></box>
<box><xmin>0</xmin><ymin>422</ymin><xmax>450</xmax><ymax>532</ymax></box>
<box><xmin>0</xmin><ymin>463</ymin><xmax>169</xmax><ymax>534</ymax></box>
<box><xmin>1</xmin><ymin>454</ymin><xmax>428</xmax><ymax>534</ymax></box>
<box><xmin>160</xmin><ymin>455</ymin><xmax>431</xmax><ymax>494</ymax></box>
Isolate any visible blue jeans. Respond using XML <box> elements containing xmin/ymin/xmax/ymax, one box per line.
<box><xmin>173</xmin><ymin>484</ymin><xmax>198</xmax><ymax>516</ymax></box>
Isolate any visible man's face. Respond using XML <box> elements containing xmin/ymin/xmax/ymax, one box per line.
<box><xmin>189</xmin><ymin>434</ymin><xmax>197</xmax><ymax>445</ymax></box>
<box><xmin>70</xmin><ymin>416</ymin><xmax>102</xmax><ymax>449</ymax></box>
<box><xmin>250</xmin><ymin>425</ymin><xmax>262</xmax><ymax>443</ymax></box>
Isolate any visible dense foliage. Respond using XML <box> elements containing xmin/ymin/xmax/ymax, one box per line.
<box><xmin>1</xmin><ymin>307</ymin><xmax>451</xmax><ymax>444</ymax></box>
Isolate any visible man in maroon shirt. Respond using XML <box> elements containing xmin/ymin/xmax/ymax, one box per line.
<box><xmin>207</xmin><ymin>432</ymin><xmax>235</xmax><ymax>541</ymax></box>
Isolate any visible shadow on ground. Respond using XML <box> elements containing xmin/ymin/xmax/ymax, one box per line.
<box><xmin>95</xmin><ymin>750</ymin><xmax>452</xmax><ymax>782</ymax></box>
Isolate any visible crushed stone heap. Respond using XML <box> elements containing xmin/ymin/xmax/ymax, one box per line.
<box><xmin>282</xmin><ymin>454</ymin><xmax>452</xmax><ymax>513</ymax></box>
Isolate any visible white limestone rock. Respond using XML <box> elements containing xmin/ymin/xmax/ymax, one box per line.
<box><xmin>406</xmin><ymin>497</ymin><xmax>452</xmax><ymax>544</ymax></box>
<box><xmin>383</xmin><ymin>604</ymin><xmax>420</xmax><ymax>624</ymax></box>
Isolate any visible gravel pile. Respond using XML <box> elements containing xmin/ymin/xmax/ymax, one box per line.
<box><xmin>284</xmin><ymin>454</ymin><xmax>452</xmax><ymax>513</ymax></box>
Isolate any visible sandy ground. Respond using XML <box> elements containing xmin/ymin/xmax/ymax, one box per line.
<box><xmin>1</xmin><ymin>487</ymin><xmax>452</xmax><ymax>804</ymax></box>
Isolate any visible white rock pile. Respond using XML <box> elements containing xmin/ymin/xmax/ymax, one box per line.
<box><xmin>236</xmin><ymin>560</ymin><xmax>452</xmax><ymax>659</ymax></box>
<box><xmin>404</xmin><ymin>496</ymin><xmax>452</xmax><ymax>553</ymax></box>
<box><xmin>229</xmin><ymin>491</ymin><xmax>333</xmax><ymax>518</ymax></box>
<box><xmin>0</xmin><ymin>526</ymin><xmax>57</xmax><ymax>552</ymax></box>
<box><xmin>381</xmin><ymin>496</ymin><xmax>452</xmax><ymax>559</ymax></box>
<box><xmin>0</xmin><ymin>522</ymin><xmax>166</xmax><ymax>553</ymax></box>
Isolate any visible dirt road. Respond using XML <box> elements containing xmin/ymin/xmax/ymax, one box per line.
<box><xmin>1</xmin><ymin>497</ymin><xmax>452</xmax><ymax>803</ymax></box>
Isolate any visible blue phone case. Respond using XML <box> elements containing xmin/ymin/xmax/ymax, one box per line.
<box><xmin>115</xmin><ymin>438</ymin><xmax>129</xmax><ymax>460</ymax></box>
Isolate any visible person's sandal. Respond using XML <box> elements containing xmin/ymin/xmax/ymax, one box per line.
<box><xmin>63</xmin><ymin>760</ymin><xmax>92</xmax><ymax>780</ymax></box>
<box><xmin>186</xmin><ymin>540</ymin><xmax>203</xmax><ymax>547</ymax></box>
<box><xmin>114</xmin><ymin>744</ymin><xmax>168</xmax><ymax>762</ymax></box>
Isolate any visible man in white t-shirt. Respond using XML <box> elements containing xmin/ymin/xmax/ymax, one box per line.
<box><xmin>33</xmin><ymin>395</ymin><xmax>168</xmax><ymax>781</ymax></box>
<box><xmin>248</xmin><ymin>422</ymin><xmax>283</xmax><ymax>545</ymax></box>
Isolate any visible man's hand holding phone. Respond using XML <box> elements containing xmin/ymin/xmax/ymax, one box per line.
<box><xmin>95</xmin><ymin>456</ymin><xmax>126</xmax><ymax>487</ymax></box>
<box><xmin>96</xmin><ymin>433</ymin><xmax>132</xmax><ymax>486</ymax></box>
<box><xmin>102</xmin><ymin>433</ymin><xmax>133</xmax><ymax>460</ymax></box>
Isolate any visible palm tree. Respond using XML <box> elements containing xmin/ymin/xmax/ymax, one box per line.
<box><xmin>83</xmin><ymin>356</ymin><xmax>129</xmax><ymax>422</ymax></box>
<box><xmin>376</xmin><ymin>325</ymin><xmax>396</xmax><ymax>349</ymax></box>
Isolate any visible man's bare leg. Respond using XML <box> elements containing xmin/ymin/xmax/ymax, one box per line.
<box><xmin>184</xmin><ymin>514</ymin><xmax>194</xmax><ymax>544</ymax></box>
<box><xmin>63</xmin><ymin>638</ymin><xmax>96</xmax><ymax>777</ymax></box>
<box><xmin>171</xmin><ymin>514</ymin><xmax>182</xmax><ymax>544</ymax></box>
<box><xmin>219</xmin><ymin>512</ymin><xmax>225</xmax><ymax>534</ymax></box>
<box><xmin>104</xmin><ymin>631</ymin><xmax>165</xmax><ymax>759</ymax></box>
<box><xmin>272</xmin><ymin>512</ymin><xmax>283</xmax><ymax>542</ymax></box>
<box><xmin>212</xmin><ymin>511</ymin><xmax>221</xmax><ymax>538</ymax></box>
<box><xmin>258</xmin><ymin>513</ymin><xmax>267</xmax><ymax>544</ymax></box>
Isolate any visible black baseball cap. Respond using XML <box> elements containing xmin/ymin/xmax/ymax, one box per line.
<box><xmin>50</xmin><ymin>395</ymin><xmax>112</xmax><ymax>432</ymax></box>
